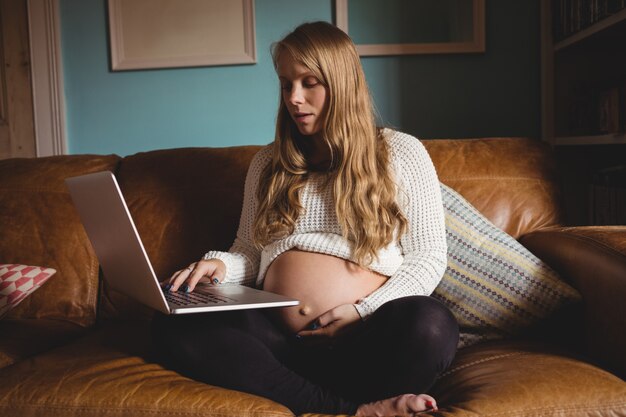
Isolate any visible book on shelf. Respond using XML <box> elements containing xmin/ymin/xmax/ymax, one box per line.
<box><xmin>619</xmin><ymin>82</ymin><xmax>626</xmax><ymax>133</ymax></box>
<box><xmin>567</xmin><ymin>84</ymin><xmax>624</xmax><ymax>136</ymax></box>
<box><xmin>598</xmin><ymin>87</ymin><xmax>621</xmax><ymax>134</ymax></box>
<box><xmin>589</xmin><ymin>164</ymin><xmax>626</xmax><ymax>225</ymax></box>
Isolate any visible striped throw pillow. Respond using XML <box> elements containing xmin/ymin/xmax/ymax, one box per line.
<box><xmin>432</xmin><ymin>184</ymin><xmax>581</xmax><ymax>348</ymax></box>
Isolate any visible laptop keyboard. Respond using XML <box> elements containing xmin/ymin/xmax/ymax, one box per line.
<box><xmin>164</xmin><ymin>289</ymin><xmax>232</xmax><ymax>306</ymax></box>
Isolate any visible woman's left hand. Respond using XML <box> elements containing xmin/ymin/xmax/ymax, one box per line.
<box><xmin>297</xmin><ymin>304</ymin><xmax>361</xmax><ymax>339</ymax></box>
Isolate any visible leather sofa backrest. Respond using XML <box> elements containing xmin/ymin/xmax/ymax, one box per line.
<box><xmin>0</xmin><ymin>154</ymin><xmax>120</xmax><ymax>326</ymax></box>
<box><xmin>0</xmin><ymin>138</ymin><xmax>565</xmax><ymax>324</ymax></box>
<box><xmin>101</xmin><ymin>137</ymin><xmax>563</xmax><ymax>320</ymax></box>
<box><xmin>101</xmin><ymin>146</ymin><xmax>262</xmax><ymax>319</ymax></box>
<box><xmin>422</xmin><ymin>137</ymin><xmax>563</xmax><ymax>238</ymax></box>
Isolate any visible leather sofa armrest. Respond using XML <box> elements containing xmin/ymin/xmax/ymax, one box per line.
<box><xmin>519</xmin><ymin>226</ymin><xmax>626</xmax><ymax>378</ymax></box>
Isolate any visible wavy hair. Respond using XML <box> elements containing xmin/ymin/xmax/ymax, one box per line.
<box><xmin>253</xmin><ymin>21</ymin><xmax>407</xmax><ymax>266</ymax></box>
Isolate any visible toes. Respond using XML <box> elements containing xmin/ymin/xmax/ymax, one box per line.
<box><xmin>356</xmin><ymin>393</ymin><xmax>437</xmax><ymax>417</ymax></box>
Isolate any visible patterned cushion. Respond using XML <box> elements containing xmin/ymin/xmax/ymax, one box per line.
<box><xmin>0</xmin><ymin>264</ymin><xmax>56</xmax><ymax>319</ymax></box>
<box><xmin>433</xmin><ymin>184</ymin><xmax>581</xmax><ymax>348</ymax></box>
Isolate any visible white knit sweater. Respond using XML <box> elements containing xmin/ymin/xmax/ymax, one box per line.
<box><xmin>204</xmin><ymin>129</ymin><xmax>447</xmax><ymax>318</ymax></box>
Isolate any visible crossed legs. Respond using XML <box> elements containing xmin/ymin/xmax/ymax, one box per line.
<box><xmin>151</xmin><ymin>296</ymin><xmax>459</xmax><ymax>415</ymax></box>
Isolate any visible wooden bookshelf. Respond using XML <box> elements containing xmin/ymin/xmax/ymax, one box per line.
<box><xmin>541</xmin><ymin>1</ymin><xmax>626</xmax><ymax>225</ymax></box>
<box><xmin>541</xmin><ymin>0</ymin><xmax>626</xmax><ymax>147</ymax></box>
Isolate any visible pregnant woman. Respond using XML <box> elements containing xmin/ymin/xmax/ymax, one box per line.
<box><xmin>152</xmin><ymin>21</ymin><xmax>459</xmax><ymax>417</ymax></box>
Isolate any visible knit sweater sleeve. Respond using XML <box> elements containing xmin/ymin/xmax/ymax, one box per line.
<box><xmin>203</xmin><ymin>146</ymin><xmax>272</xmax><ymax>287</ymax></box>
<box><xmin>354</xmin><ymin>131</ymin><xmax>447</xmax><ymax>318</ymax></box>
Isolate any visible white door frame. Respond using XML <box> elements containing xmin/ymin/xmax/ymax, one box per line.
<box><xmin>27</xmin><ymin>0</ymin><xmax>67</xmax><ymax>156</ymax></box>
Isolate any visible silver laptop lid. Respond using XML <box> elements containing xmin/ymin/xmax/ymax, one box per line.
<box><xmin>66</xmin><ymin>171</ymin><xmax>171</xmax><ymax>314</ymax></box>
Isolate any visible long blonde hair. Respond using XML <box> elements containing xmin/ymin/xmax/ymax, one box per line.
<box><xmin>254</xmin><ymin>21</ymin><xmax>407</xmax><ymax>266</ymax></box>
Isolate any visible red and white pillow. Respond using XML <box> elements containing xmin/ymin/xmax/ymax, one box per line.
<box><xmin>0</xmin><ymin>264</ymin><xmax>56</xmax><ymax>318</ymax></box>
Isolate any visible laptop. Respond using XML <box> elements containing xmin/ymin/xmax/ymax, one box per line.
<box><xmin>65</xmin><ymin>171</ymin><xmax>299</xmax><ymax>315</ymax></box>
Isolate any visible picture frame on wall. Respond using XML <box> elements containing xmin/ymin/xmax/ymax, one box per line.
<box><xmin>108</xmin><ymin>0</ymin><xmax>256</xmax><ymax>71</ymax></box>
<box><xmin>334</xmin><ymin>0</ymin><xmax>485</xmax><ymax>56</ymax></box>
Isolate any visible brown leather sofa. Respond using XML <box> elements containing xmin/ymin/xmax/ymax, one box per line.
<box><xmin>1</xmin><ymin>137</ymin><xmax>625</xmax><ymax>417</ymax></box>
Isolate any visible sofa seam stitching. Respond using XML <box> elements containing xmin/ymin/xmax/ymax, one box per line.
<box><xmin>480</xmin><ymin>402</ymin><xmax>626</xmax><ymax>416</ymax></box>
<box><xmin>545</xmin><ymin>231</ymin><xmax>626</xmax><ymax>260</ymax></box>
<box><xmin>0</xmin><ymin>404</ymin><xmax>293</xmax><ymax>417</ymax></box>
<box><xmin>438</xmin><ymin>352</ymin><xmax>527</xmax><ymax>378</ymax></box>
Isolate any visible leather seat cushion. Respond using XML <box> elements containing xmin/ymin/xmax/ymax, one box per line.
<box><xmin>0</xmin><ymin>321</ymin><xmax>293</xmax><ymax>417</ymax></box>
<box><xmin>429</xmin><ymin>340</ymin><xmax>626</xmax><ymax>416</ymax></box>
<box><xmin>1</xmin><ymin>321</ymin><xmax>625</xmax><ymax>417</ymax></box>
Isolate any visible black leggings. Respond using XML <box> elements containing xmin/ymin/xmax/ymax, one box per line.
<box><xmin>151</xmin><ymin>295</ymin><xmax>459</xmax><ymax>415</ymax></box>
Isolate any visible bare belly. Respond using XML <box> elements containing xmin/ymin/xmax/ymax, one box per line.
<box><xmin>262</xmin><ymin>250</ymin><xmax>388</xmax><ymax>333</ymax></box>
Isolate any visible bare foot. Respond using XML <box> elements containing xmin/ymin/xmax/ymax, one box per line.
<box><xmin>355</xmin><ymin>393</ymin><xmax>438</xmax><ymax>416</ymax></box>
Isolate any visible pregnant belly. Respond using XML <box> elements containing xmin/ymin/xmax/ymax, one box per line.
<box><xmin>262</xmin><ymin>250</ymin><xmax>388</xmax><ymax>333</ymax></box>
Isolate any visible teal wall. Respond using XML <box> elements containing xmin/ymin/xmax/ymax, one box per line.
<box><xmin>60</xmin><ymin>0</ymin><xmax>540</xmax><ymax>156</ymax></box>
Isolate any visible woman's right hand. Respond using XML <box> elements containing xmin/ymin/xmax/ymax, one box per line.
<box><xmin>161</xmin><ymin>259</ymin><xmax>226</xmax><ymax>293</ymax></box>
